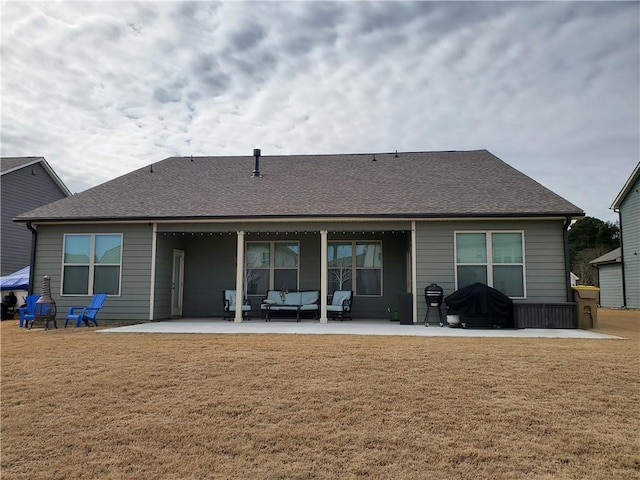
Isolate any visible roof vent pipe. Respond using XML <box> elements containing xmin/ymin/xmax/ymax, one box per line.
<box><xmin>251</xmin><ymin>148</ymin><xmax>262</xmax><ymax>178</ymax></box>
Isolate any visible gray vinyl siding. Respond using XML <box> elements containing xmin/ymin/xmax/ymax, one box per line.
<box><xmin>597</xmin><ymin>264</ymin><xmax>624</xmax><ymax>308</ymax></box>
<box><xmin>619</xmin><ymin>176</ymin><xmax>640</xmax><ymax>309</ymax></box>
<box><xmin>415</xmin><ymin>219</ymin><xmax>568</xmax><ymax>322</ymax></box>
<box><xmin>1</xmin><ymin>163</ymin><xmax>68</xmax><ymax>275</ymax></box>
<box><xmin>33</xmin><ymin>223</ymin><xmax>153</xmax><ymax>322</ymax></box>
<box><xmin>179</xmin><ymin>234</ymin><xmax>236</xmax><ymax>318</ymax></box>
<box><xmin>31</xmin><ymin>218</ymin><xmax>572</xmax><ymax>323</ymax></box>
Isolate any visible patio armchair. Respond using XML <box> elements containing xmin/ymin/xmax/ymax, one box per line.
<box><xmin>222</xmin><ymin>290</ymin><xmax>251</xmax><ymax>321</ymax></box>
<box><xmin>18</xmin><ymin>294</ymin><xmax>40</xmax><ymax>328</ymax></box>
<box><xmin>65</xmin><ymin>293</ymin><xmax>107</xmax><ymax>327</ymax></box>
<box><xmin>327</xmin><ymin>290</ymin><xmax>353</xmax><ymax>321</ymax></box>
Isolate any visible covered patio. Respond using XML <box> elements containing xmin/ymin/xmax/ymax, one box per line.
<box><xmin>154</xmin><ymin>222</ymin><xmax>413</xmax><ymax>322</ymax></box>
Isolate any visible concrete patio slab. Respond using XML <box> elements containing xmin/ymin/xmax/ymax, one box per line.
<box><xmin>98</xmin><ymin>319</ymin><xmax>620</xmax><ymax>339</ymax></box>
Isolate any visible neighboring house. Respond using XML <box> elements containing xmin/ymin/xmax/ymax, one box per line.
<box><xmin>1</xmin><ymin>157</ymin><xmax>71</xmax><ymax>276</ymax></box>
<box><xmin>611</xmin><ymin>162</ymin><xmax>640</xmax><ymax>309</ymax></box>
<box><xmin>15</xmin><ymin>149</ymin><xmax>584</xmax><ymax>325</ymax></box>
<box><xmin>590</xmin><ymin>248</ymin><xmax>623</xmax><ymax>308</ymax></box>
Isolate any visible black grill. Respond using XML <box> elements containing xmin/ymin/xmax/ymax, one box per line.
<box><xmin>424</xmin><ymin>283</ymin><xmax>444</xmax><ymax>326</ymax></box>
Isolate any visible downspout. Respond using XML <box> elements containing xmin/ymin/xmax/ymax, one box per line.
<box><xmin>563</xmin><ymin>216</ymin><xmax>572</xmax><ymax>302</ymax></box>
<box><xmin>614</xmin><ymin>208</ymin><xmax>627</xmax><ymax>308</ymax></box>
<box><xmin>26</xmin><ymin>222</ymin><xmax>37</xmax><ymax>295</ymax></box>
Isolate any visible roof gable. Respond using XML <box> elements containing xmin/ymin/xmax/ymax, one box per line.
<box><xmin>1</xmin><ymin>157</ymin><xmax>72</xmax><ymax>197</ymax></box>
<box><xmin>611</xmin><ymin>162</ymin><xmax>640</xmax><ymax>210</ymax></box>
<box><xmin>15</xmin><ymin>150</ymin><xmax>583</xmax><ymax>222</ymax></box>
<box><xmin>590</xmin><ymin>247</ymin><xmax>622</xmax><ymax>266</ymax></box>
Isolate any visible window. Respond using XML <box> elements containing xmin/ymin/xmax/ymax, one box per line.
<box><xmin>245</xmin><ymin>241</ymin><xmax>299</xmax><ymax>294</ymax></box>
<box><xmin>455</xmin><ymin>231</ymin><xmax>525</xmax><ymax>298</ymax></box>
<box><xmin>328</xmin><ymin>241</ymin><xmax>382</xmax><ymax>296</ymax></box>
<box><xmin>63</xmin><ymin>234</ymin><xmax>122</xmax><ymax>295</ymax></box>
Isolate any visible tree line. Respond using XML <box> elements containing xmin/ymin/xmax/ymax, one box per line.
<box><xmin>568</xmin><ymin>216</ymin><xmax>620</xmax><ymax>286</ymax></box>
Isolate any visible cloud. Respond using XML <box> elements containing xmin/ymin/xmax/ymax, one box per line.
<box><xmin>1</xmin><ymin>2</ymin><xmax>638</xmax><ymax>221</ymax></box>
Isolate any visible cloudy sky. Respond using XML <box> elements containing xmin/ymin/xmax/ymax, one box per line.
<box><xmin>2</xmin><ymin>1</ymin><xmax>638</xmax><ymax>222</ymax></box>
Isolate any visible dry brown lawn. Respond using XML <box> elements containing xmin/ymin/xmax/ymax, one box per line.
<box><xmin>1</xmin><ymin>309</ymin><xmax>639</xmax><ymax>480</ymax></box>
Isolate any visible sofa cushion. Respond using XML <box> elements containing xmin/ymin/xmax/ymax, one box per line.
<box><xmin>300</xmin><ymin>291</ymin><xmax>319</xmax><ymax>305</ymax></box>
<box><xmin>266</xmin><ymin>291</ymin><xmax>284</xmax><ymax>305</ymax></box>
<box><xmin>284</xmin><ymin>292</ymin><xmax>302</xmax><ymax>305</ymax></box>
<box><xmin>299</xmin><ymin>304</ymin><xmax>318</xmax><ymax>311</ymax></box>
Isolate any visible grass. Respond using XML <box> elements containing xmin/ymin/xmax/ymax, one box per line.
<box><xmin>1</xmin><ymin>309</ymin><xmax>638</xmax><ymax>479</ymax></box>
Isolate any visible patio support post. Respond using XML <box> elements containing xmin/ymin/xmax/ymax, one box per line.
<box><xmin>149</xmin><ymin>223</ymin><xmax>157</xmax><ymax>321</ymax></box>
<box><xmin>235</xmin><ymin>230</ymin><xmax>245</xmax><ymax>323</ymax></box>
<box><xmin>320</xmin><ymin>230</ymin><xmax>328</xmax><ymax>323</ymax></box>
<box><xmin>411</xmin><ymin>221</ymin><xmax>418</xmax><ymax>325</ymax></box>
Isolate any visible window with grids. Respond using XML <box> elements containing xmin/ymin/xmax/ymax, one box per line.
<box><xmin>62</xmin><ymin>234</ymin><xmax>122</xmax><ymax>295</ymax></box>
<box><xmin>455</xmin><ymin>231</ymin><xmax>525</xmax><ymax>298</ymax></box>
<box><xmin>328</xmin><ymin>241</ymin><xmax>382</xmax><ymax>296</ymax></box>
<box><xmin>245</xmin><ymin>241</ymin><xmax>299</xmax><ymax>294</ymax></box>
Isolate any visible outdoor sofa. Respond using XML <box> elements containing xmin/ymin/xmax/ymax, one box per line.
<box><xmin>260</xmin><ymin>290</ymin><xmax>320</xmax><ymax>321</ymax></box>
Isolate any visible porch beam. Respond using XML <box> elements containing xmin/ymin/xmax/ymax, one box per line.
<box><xmin>235</xmin><ymin>230</ymin><xmax>245</xmax><ymax>323</ymax></box>
<box><xmin>320</xmin><ymin>230</ymin><xmax>328</xmax><ymax>323</ymax></box>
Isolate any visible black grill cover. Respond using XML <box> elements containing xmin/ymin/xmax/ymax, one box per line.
<box><xmin>445</xmin><ymin>283</ymin><xmax>514</xmax><ymax>328</ymax></box>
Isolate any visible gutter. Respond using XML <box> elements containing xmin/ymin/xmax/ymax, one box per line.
<box><xmin>14</xmin><ymin>211</ymin><xmax>586</xmax><ymax>224</ymax></box>
<box><xmin>614</xmin><ymin>208</ymin><xmax>627</xmax><ymax>308</ymax></box>
<box><xmin>26</xmin><ymin>222</ymin><xmax>37</xmax><ymax>295</ymax></box>
<box><xmin>563</xmin><ymin>216</ymin><xmax>572</xmax><ymax>302</ymax></box>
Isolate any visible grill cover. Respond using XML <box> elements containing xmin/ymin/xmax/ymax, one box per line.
<box><xmin>445</xmin><ymin>283</ymin><xmax>514</xmax><ymax>328</ymax></box>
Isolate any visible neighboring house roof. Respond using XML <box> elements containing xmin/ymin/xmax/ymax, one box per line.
<box><xmin>590</xmin><ymin>247</ymin><xmax>622</xmax><ymax>266</ymax></box>
<box><xmin>611</xmin><ymin>162</ymin><xmax>640</xmax><ymax>210</ymax></box>
<box><xmin>1</xmin><ymin>157</ymin><xmax>72</xmax><ymax>197</ymax></box>
<box><xmin>15</xmin><ymin>149</ymin><xmax>583</xmax><ymax>223</ymax></box>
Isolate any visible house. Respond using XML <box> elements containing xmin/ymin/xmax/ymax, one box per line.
<box><xmin>610</xmin><ymin>162</ymin><xmax>640</xmax><ymax>309</ymax></box>
<box><xmin>1</xmin><ymin>157</ymin><xmax>71</xmax><ymax>277</ymax></box>
<box><xmin>590</xmin><ymin>248</ymin><xmax>623</xmax><ymax>308</ymax></box>
<box><xmin>15</xmin><ymin>149</ymin><xmax>584</xmax><ymax>326</ymax></box>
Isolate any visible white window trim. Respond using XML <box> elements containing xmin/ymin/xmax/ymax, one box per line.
<box><xmin>454</xmin><ymin>230</ymin><xmax>527</xmax><ymax>299</ymax></box>
<box><xmin>61</xmin><ymin>233</ymin><xmax>123</xmax><ymax>296</ymax></box>
<box><xmin>328</xmin><ymin>240</ymin><xmax>383</xmax><ymax>297</ymax></box>
<box><xmin>245</xmin><ymin>240</ymin><xmax>300</xmax><ymax>293</ymax></box>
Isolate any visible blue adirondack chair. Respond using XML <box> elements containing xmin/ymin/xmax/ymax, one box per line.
<box><xmin>65</xmin><ymin>294</ymin><xmax>107</xmax><ymax>327</ymax></box>
<box><xmin>18</xmin><ymin>295</ymin><xmax>40</xmax><ymax>328</ymax></box>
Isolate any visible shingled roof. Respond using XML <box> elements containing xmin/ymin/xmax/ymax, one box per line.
<box><xmin>15</xmin><ymin>150</ymin><xmax>583</xmax><ymax>222</ymax></box>
<box><xmin>1</xmin><ymin>157</ymin><xmax>44</xmax><ymax>173</ymax></box>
